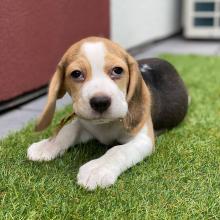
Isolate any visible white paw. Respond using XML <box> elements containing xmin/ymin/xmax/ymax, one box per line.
<box><xmin>77</xmin><ymin>159</ymin><xmax>118</xmax><ymax>190</ymax></box>
<box><xmin>27</xmin><ymin>139</ymin><xmax>64</xmax><ymax>161</ymax></box>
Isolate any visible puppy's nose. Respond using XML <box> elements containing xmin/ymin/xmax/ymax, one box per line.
<box><xmin>90</xmin><ymin>96</ymin><xmax>111</xmax><ymax>113</ymax></box>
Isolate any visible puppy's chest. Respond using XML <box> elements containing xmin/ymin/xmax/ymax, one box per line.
<box><xmin>80</xmin><ymin>120</ymin><xmax>128</xmax><ymax>145</ymax></box>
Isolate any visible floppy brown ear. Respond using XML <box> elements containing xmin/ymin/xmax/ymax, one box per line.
<box><xmin>35</xmin><ymin>64</ymin><xmax>66</xmax><ymax>131</ymax></box>
<box><xmin>124</xmin><ymin>54</ymin><xmax>148</xmax><ymax>132</ymax></box>
<box><xmin>126</xmin><ymin>54</ymin><xmax>142</xmax><ymax>102</ymax></box>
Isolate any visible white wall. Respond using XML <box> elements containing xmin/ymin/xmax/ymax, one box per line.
<box><xmin>111</xmin><ymin>0</ymin><xmax>182</xmax><ymax>48</ymax></box>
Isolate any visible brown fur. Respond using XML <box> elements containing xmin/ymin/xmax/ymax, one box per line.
<box><xmin>35</xmin><ymin>64</ymin><xmax>66</xmax><ymax>131</ymax></box>
<box><xmin>104</xmin><ymin>54</ymin><xmax>128</xmax><ymax>93</ymax></box>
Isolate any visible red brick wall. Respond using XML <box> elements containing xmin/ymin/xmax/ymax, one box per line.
<box><xmin>0</xmin><ymin>0</ymin><xmax>109</xmax><ymax>101</ymax></box>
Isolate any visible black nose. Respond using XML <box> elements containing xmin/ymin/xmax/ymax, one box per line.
<box><xmin>90</xmin><ymin>96</ymin><xmax>111</xmax><ymax>113</ymax></box>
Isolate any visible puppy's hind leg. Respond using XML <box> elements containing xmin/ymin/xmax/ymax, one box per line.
<box><xmin>27</xmin><ymin>119</ymin><xmax>93</xmax><ymax>161</ymax></box>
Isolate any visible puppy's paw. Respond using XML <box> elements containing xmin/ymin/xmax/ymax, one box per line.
<box><xmin>27</xmin><ymin>139</ymin><xmax>64</xmax><ymax>161</ymax></box>
<box><xmin>77</xmin><ymin>159</ymin><xmax>118</xmax><ymax>190</ymax></box>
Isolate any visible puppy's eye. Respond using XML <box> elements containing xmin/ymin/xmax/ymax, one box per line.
<box><xmin>111</xmin><ymin>67</ymin><xmax>123</xmax><ymax>79</ymax></box>
<box><xmin>70</xmin><ymin>70</ymin><xmax>84</xmax><ymax>81</ymax></box>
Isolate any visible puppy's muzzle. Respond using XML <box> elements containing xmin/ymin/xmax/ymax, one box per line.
<box><xmin>89</xmin><ymin>96</ymin><xmax>111</xmax><ymax>113</ymax></box>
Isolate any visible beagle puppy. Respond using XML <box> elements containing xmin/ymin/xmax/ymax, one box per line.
<box><xmin>27</xmin><ymin>37</ymin><xmax>188</xmax><ymax>190</ymax></box>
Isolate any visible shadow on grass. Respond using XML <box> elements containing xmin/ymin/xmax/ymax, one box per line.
<box><xmin>67</xmin><ymin>140</ymin><xmax>109</xmax><ymax>168</ymax></box>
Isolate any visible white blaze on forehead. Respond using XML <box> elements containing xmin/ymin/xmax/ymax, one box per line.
<box><xmin>79</xmin><ymin>41</ymin><xmax>128</xmax><ymax>120</ymax></box>
<box><xmin>81</xmin><ymin>42</ymin><xmax>106</xmax><ymax>77</ymax></box>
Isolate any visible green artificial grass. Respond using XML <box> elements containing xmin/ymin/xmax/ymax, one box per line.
<box><xmin>1</xmin><ymin>54</ymin><xmax>220</xmax><ymax>219</ymax></box>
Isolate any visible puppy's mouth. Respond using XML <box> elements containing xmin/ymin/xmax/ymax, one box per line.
<box><xmin>75</xmin><ymin>112</ymin><xmax>122</xmax><ymax>125</ymax></box>
<box><xmin>88</xmin><ymin>118</ymin><xmax>114</xmax><ymax>125</ymax></box>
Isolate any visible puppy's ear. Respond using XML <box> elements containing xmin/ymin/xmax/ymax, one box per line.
<box><xmin>126</xmin><ymin>54</ymin><xmax>142</xmax><ymax>102</ymax></box>
<box><xmin>35</xmin><ymin>63</ymin><xmax>66</xmax><ymax>131</ymax></box>
<box><xmin>124</xmin><ymin>54</ymin><xmax>147</xmax><ymax>132</ymax></box>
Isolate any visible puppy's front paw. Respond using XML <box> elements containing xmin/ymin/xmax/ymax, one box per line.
<box><xmin>77</xmin><ymin>159</ymin><xmax>118</xmax><ymax>190</ymax></box>
<box><xmin>27</xmin><ymin>139</ymin><xmax>64</xmax><ymax>161</ymax></box>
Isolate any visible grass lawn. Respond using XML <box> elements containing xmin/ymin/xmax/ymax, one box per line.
<box><xmin>1</xmin><ymin>54</ymin><xmax>220</xmax><ymax>219</ymax></box>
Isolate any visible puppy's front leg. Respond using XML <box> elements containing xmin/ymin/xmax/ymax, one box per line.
<box><xmin>77</xmin><ymin>125</ymin><xmax>154</xmax><ymax>190</ymax></box>
<box><xmin>27</xmin><ymin>119</ymin><xmax>92</xmax><ymax>161</ymax></box>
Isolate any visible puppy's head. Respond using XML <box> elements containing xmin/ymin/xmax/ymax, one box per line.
<box><xmin>35</xmin><ymin>37</ymin><xmax>145</xmax><ymax>131</ymax></box>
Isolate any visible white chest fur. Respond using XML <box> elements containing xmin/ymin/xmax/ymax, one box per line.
<box><xmin>79</xmin><ymin>119</ymin><xmax>130</xmax><ymax>145</ymax></box>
